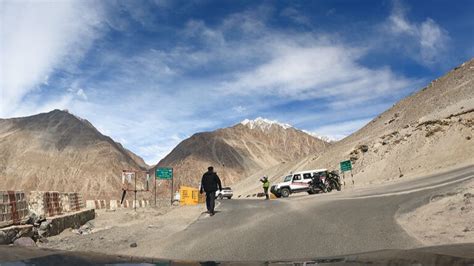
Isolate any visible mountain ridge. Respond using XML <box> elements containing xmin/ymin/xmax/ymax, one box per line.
<box><xmin>153</xmin><ymin>118</ymin><xmax>330</xmax><ymax>188</ymax></box>
<box><xmin>0</xmin><ymin>109</ymin><xmax>149</xmax><ymax>199</ymax></box>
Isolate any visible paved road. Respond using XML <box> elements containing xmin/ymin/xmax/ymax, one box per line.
<box><xmin>155</xmin><ymin>165</ymin><xmax>474</xmax><ymax>261</ymax></box>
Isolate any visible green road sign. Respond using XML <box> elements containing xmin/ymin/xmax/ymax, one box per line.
<box><xmin>156</xmin><ymin>167</ymin><xmax>173</xmax><ymax>179</ymax></box>
<box><xmin>340</xmin><ymin>160</ymin><xmax>352</xmax><ymax>172</ymax></box>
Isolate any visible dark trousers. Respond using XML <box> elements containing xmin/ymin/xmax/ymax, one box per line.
<box><xmin>205</xmin><ymin>191</ymin><xmax>216</xmax><ymax>213</ymax></box>
<box><xmin>264</xmin><ymin>187</ymin><xmax>269</xmax><ymax>199</ymax></box>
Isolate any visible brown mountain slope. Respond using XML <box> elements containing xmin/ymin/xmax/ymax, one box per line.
<box><xmin>234</xmin><ymin>58</ymin><xmax>474</xmax><ymax>196</ymax></box>
<box><xmin>153</xmin><ymin>118</ymin><xmax>330</xmax><ymax>188</ymax></box>
<box><xmin>0</xmin><ymin>110</ymin><xmax>148</xmax><ymax>199</ymax></box>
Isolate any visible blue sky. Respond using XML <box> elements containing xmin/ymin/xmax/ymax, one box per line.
<box><xmin>1</xmin><ymin>0</ymin><xmax>473</xmax><ymax>164</ymax></box>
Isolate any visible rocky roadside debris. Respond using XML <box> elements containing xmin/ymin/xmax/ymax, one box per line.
<box><xmin>0</xmin><ymin>210</ymin><xmax>95</xmax><ymax>246</ymax></box>
<box><xmin>71</xmin><ymin>221</ymin><xmax>94</xmax><ymax>235</ymax></box>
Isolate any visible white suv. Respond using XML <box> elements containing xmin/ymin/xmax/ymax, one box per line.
<box><xmin>270</xmin><ymin>169</ymin><xmax>327</xmax><ymax>198</ymax></box>
<box><xmin>215</xmin><ymin>187</ymin><xmax>233</xmax><ymax>199</ymax></box>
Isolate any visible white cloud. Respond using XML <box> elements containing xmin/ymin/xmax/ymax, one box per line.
<box><xmin>232</xmin><ymin>106</ymin><xmax>247</xmax><ymax>113</ymax></box>
<box><xmin>76</xmin><ymin>89</ymin><xmax>88</xmax><ymax>101</ymax></box>
<box><xmin>220</xmin><ymin>40</ymin><xmax>415</xmax><ymax>106</ymax></box>
<box><xmin>386</xmin><ymin>0</ymin><xmax>449</xmax><ymax>65</ymax></box>
<box><xmin>0</xmin><ymin>0</ymin><xmax>105</xmax><ymax>117</ymax></box>
<box><xmin>310</xmin><ymin>118</ymin><xmax>372</xmax><ymax>141</ymax></box>
<box><xmin>419</xmin><ymin>18</ymin><xmax>447</xmax><ymax>64</ymax></box>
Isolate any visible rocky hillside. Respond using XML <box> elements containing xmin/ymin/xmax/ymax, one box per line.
<box><xmin>0</xmin><ymin>110</ymin><xmax>148</xmax><ymax>200</ymax></box>
<box><xmin>234</xmin><ymin>58</ymin><xmax>474</xmax><ymax>196</ymax></box>
<box><xmin>153</xmin><ymin>118</ymin><xmax>330</xmax><ymax>188</ymax></box>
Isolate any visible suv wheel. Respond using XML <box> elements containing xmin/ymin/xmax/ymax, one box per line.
<box><xmin>218</xmin><ymin>194</ymin><xmax>223</xmax><ymax>200</ymax></box>
<box><xmin>227</xmin><ymin>196</ymin><xmax>232</xmax><ymax>199</ymax></box>
<box><xmin>280</xmin><ymin>188</ymin><xmax>290</xmax><ymax>198</ymax></box>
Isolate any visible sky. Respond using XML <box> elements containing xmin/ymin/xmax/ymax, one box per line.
<box><xmin>1</xmin><ymin>0</ymin><xmax>473</xmax><ymax>164</ymax></box>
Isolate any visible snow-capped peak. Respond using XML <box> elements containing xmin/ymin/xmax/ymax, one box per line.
<box><xmin>239</xmin><ymin>117</ymin><xmax>334</xmax><ymax>142</ymax></box>
<box><xmin>302</xmin><ymin>130</ymin><xmax>336</xmax><ymax>143</ymax></box>
<box><xmin>241</xmin><ymin>117</ymin><xmax>292</xmax><ymax>130</ymax></box>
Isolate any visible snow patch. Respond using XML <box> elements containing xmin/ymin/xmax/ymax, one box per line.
<box><xmin>240</xmin><ymin>117</ymin><xmax>333</xmax><ymax>142</ymax></box>
<box><xmin>302</xmin><ymin>130</ymin><xmax>336</xmax><ymax>143</ymax></box>
<box><xmin>241</xmin><ymin>117</ymin><xmax>292</xmax><ymax>130</ymax></box>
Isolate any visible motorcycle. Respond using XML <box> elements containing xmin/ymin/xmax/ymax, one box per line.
<box><xmin>307</xmin><ymin>173</ymin><xmax>329</xmax><ymax>194</ymax></box>
<box><xmin>326</xmin><ymin>171</ymin><xmax>342</xmax><ymax>192</ymax></box>
<box><xmin>308</xmin><ymin>171</ymin><xmax>342</xmax><ymax>194</ymax></box>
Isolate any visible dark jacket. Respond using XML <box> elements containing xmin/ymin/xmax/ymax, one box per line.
<box><xmin>200</xmin><ymin>171</ymin><xmax>222</xmax><ymax>193</ymax></box>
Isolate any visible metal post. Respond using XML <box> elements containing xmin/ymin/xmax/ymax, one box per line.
<box><xmin>350</xmin><ymin>169</ymin><xmax>354</xmax><ymax>185</ymax></box>
<box><xmin>342</xmin><ymin>171</ymin><xmax>346</xmax><ymax>187</ymax></box>
<box><xmin>154</xmin><ymin>172</ymin><xmax>157</xmax><ymax>207</ymax></box>
<box><xmin>170</xmin><ymin>177</ymin><xmax>174</xmax><ymax>206</ymax></box>
<box><xmin>134</xmin><ymin>171</ymin><xmax>137</xmax><ymax>212</ymax></box>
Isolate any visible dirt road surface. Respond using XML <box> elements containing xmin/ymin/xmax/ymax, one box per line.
<box><xmin>37</xmin><ymin>165</ymin><xmax>473</xmax><ymax>261</ymax></box>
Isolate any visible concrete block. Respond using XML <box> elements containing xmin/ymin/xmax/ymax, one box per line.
<box><xmin>110</xmin><ymin>200</ymin><xmax>118</xmax><ymax>210</ymax></box>
<box><xmin>0</xmin><ymin>191</ymin><xmax>29</xmax><ymax>228</ymax></box>
<box><xmin>86</xmin><ymin>200</ymin><xmax>96</xmax><ymax>209</ymax></box>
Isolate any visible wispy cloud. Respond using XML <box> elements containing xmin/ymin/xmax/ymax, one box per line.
<box><xmin>385</xmin><ymin>0</ymin><xmax>449</xmax><ymax>65</ymax></box>
<box><xmin>0</xmin><ymin>0</ymin><xmax>106</xmax><ymax>117</ymax></box>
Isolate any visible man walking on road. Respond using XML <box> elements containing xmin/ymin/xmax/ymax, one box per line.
<box><xmin>260</xmin><ymin>176</ymin><xmax>270</xmax><ymax>200</ymax></box>
<box><xmin>200</xmin><ymin>166</ymin><xmax>222</xmax><ymax>216</ymax></box>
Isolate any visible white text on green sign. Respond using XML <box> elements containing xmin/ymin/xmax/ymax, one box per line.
<box><xmin>156</xmin><ymin>167</ymin><xmax>173</xmax><ymax>179</ymax></box>
<box><xmin>340</xmin><ymin>160</ymin><xmax>352</xmax><ymax>172</ymax></box>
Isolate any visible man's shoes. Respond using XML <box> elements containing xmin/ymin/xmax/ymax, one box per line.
<box><xmin>210</xmin><ymin>212</ymin><xmax>215</xmax><ymax>216</ymax></box>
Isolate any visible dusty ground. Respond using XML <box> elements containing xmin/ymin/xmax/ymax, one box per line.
<box><xmin>397</xmin><ymin>179</ymin><xmax>474</xmax><ymax>245</ymax></box>
<box><xmin>38</xmin><ymin>204</ymin><xmax>205</xmax><ymax>256</ymax></box>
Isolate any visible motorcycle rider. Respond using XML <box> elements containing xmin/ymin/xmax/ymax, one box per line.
<box><xmin>311</xmin><ymin>172</ymin><xmax>327</xmax><ymax>192</ymax></box>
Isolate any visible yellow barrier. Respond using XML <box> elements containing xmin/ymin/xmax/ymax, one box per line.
<box><xmin>179</xmin><ymin>186</ymin><xmax>205</xmax><ymax>206</ymax></box>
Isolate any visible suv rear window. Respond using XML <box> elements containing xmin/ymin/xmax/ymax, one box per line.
<box><xmin>223</xmin><ymin>187</ymin><xmax>231</xmax><ymax>190</ymax></box>
<box><xmin>303</xmin><ymin>173</ymin><xmax>312</xmax><ymax>179</ymax></box>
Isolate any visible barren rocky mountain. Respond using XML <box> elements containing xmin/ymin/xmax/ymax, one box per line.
<box><xmin>234</xmin><ymin>58</ymin><xmax>474</xmax><ymax>196</ymax></box>
<box><xmin>0</xmin><ymin>110</ymin><xmax>149</xmax><ymax>200</ymax></box>
<box><xmin>153</xmin><ymin>118</ymin><xmax>330</xmax><ymax>188</ymax></box>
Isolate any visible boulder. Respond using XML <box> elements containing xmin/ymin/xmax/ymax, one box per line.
<box><xmin>13</xmin><ymin>237</ymin><xmax>36</xmax><ymax>247</ymax></box>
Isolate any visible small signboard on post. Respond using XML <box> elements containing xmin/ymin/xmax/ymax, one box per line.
<box><xmin>155</xmin><ymin>167</ymin><xmax>174</xmax><ymax>205</ymax></box>
<box><xmin>339</xmin><ymin>160</ymin><xmax>354</xmax><ymax>186</ymax></box>
<box><xmin>156</xmin><ymin>167</ymin><xmax>173</xmax><ymax>179</ymax></box>
<box><xmin>340</xmin><ymin>160</ymin><xmax>352</xmax><ymax>172</ymax></box>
